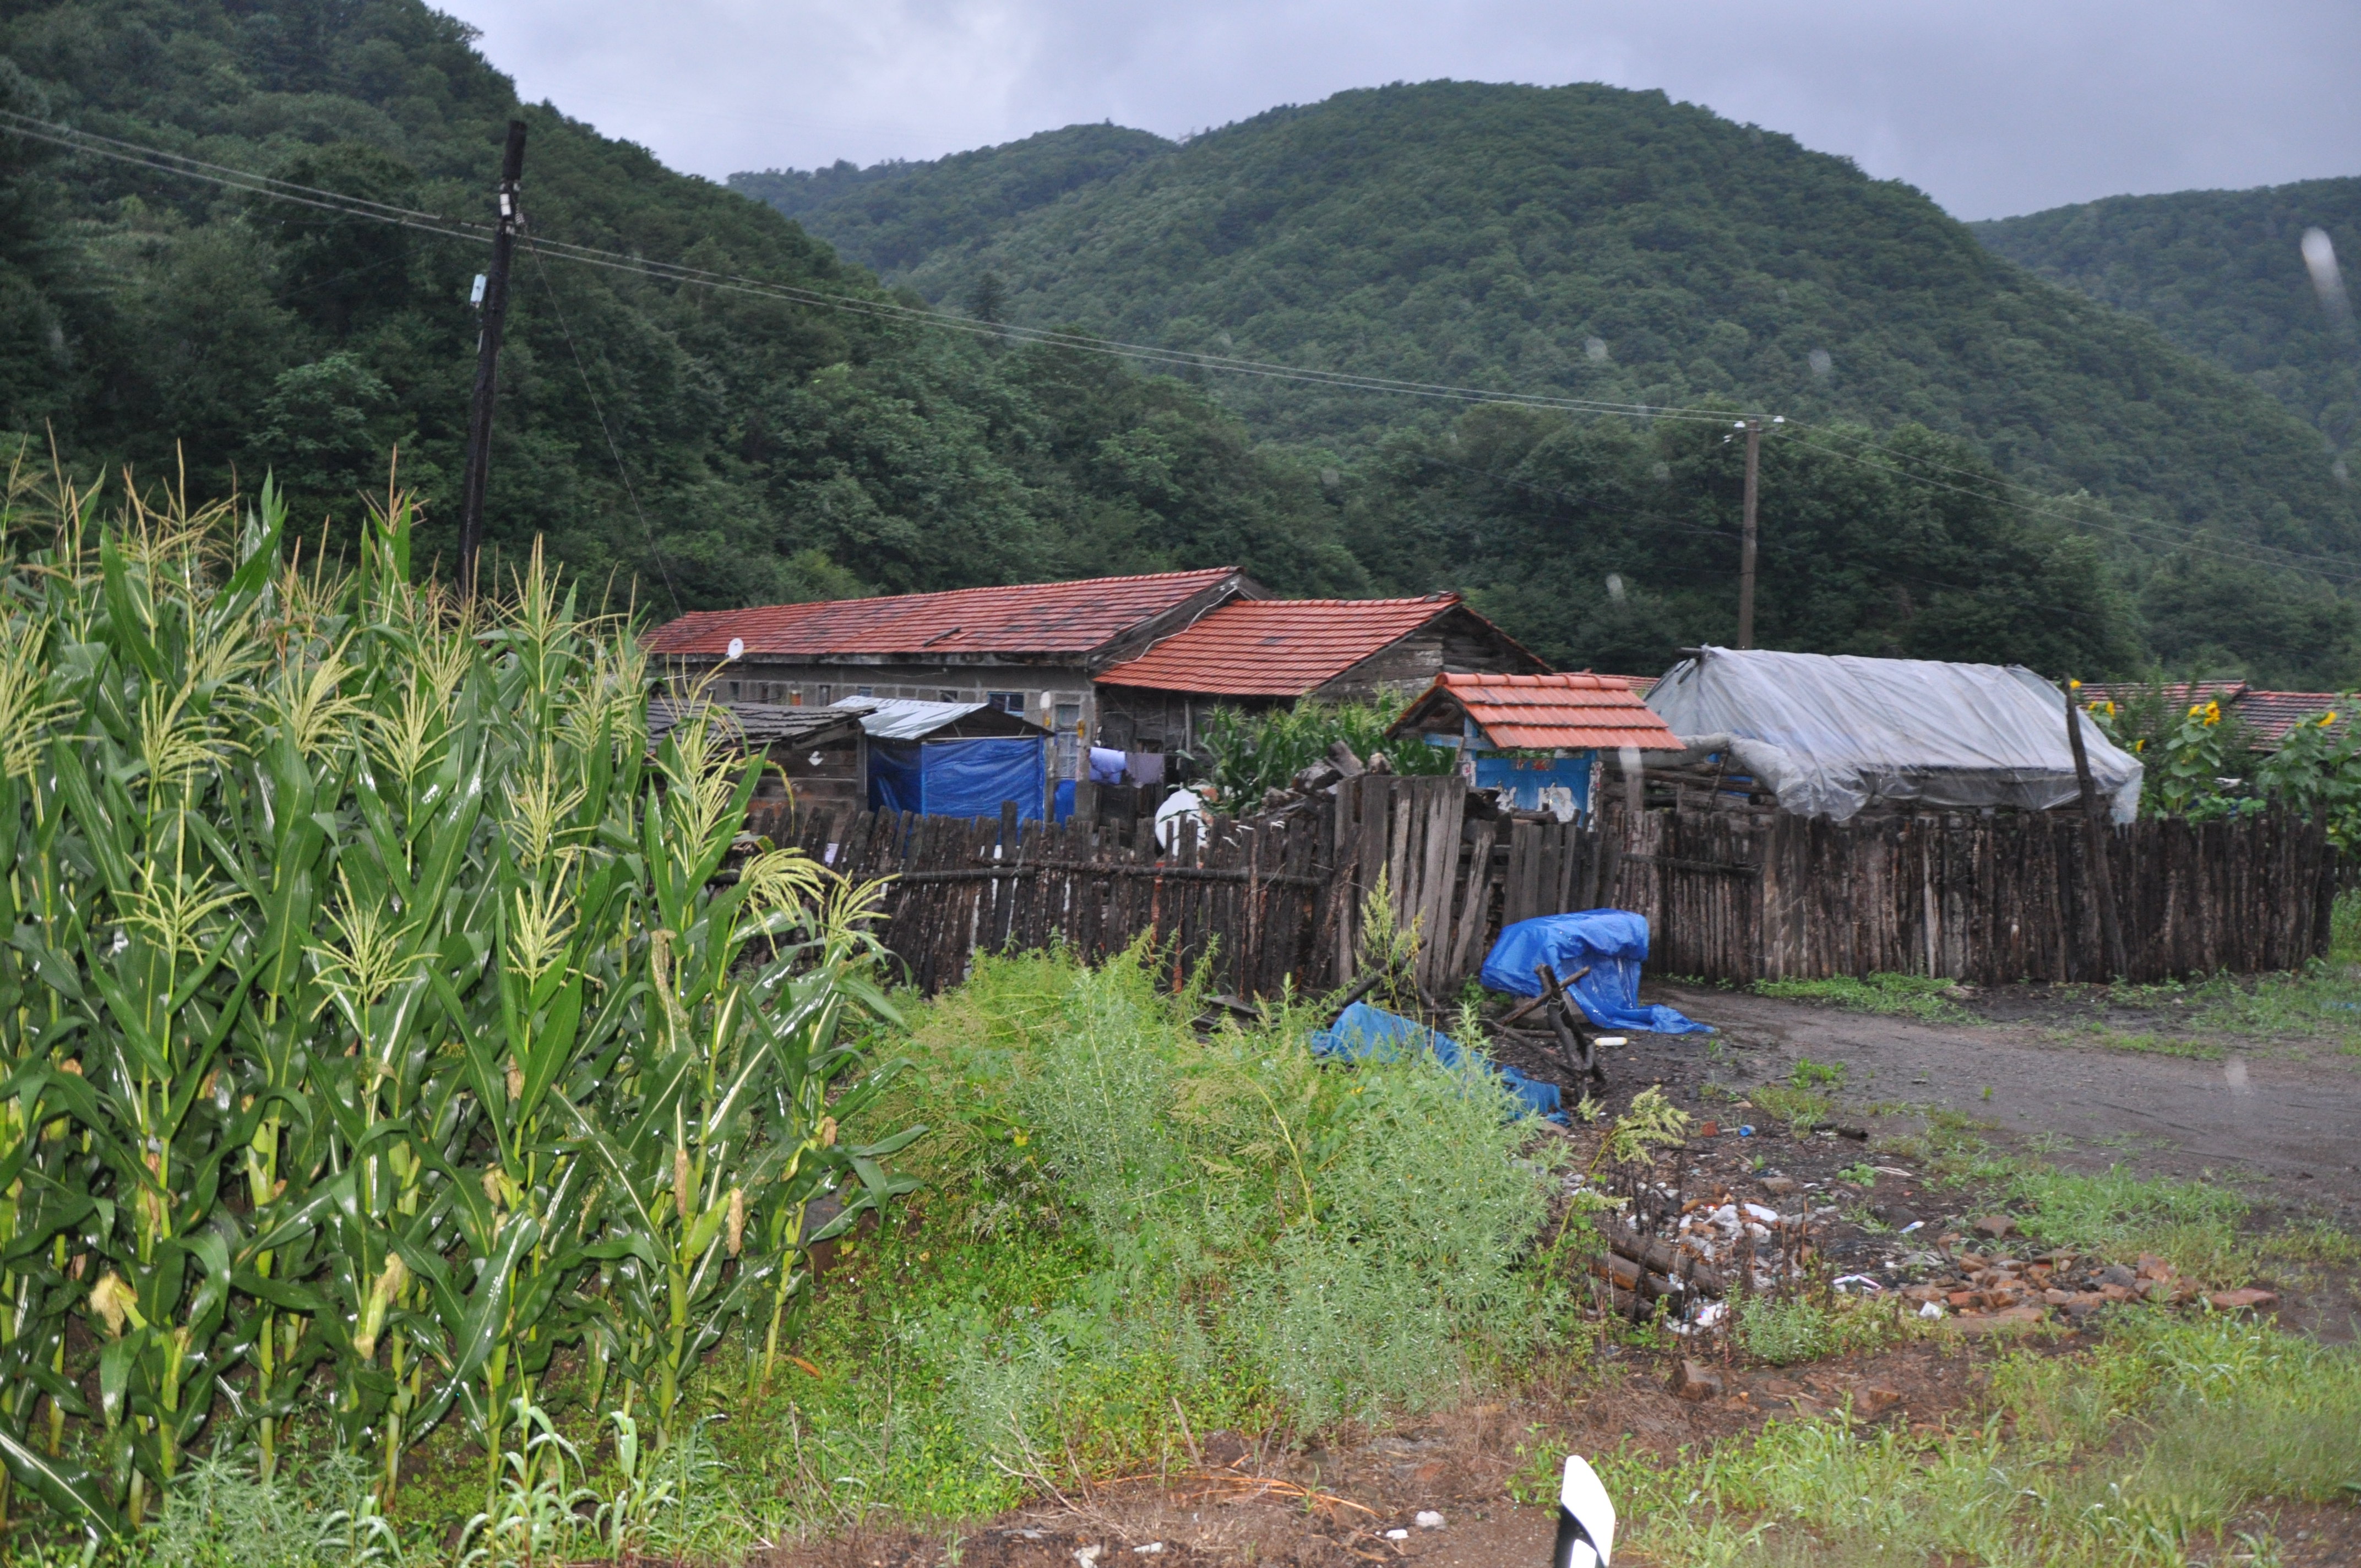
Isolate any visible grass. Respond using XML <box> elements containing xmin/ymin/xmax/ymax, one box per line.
<box><xmin>1753</xmin><ymin>973</ymin><xmax>1974</xmax><ymax>1023</ymax></box>
<box><xmin>1514</xmin><ymin>1311</ymin><xmax>2361</xmax><ymax>1567</ymax></box>
<box><xmin>2044</xmin><ymin>1023</ymin><xmax>2228</xmax><ymax>1060</ymax></box>
<box><xmin>1747</xmin><ymin>1059</ymin><xmax>1851</xmax><ymax>1131</ymax></box>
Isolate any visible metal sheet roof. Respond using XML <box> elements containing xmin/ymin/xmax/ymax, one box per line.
<box><xmin>1392</xmin><ymin>672</ymin><xmax>1683</xmax><ymax>752</ymax></box>
<box><xmin>641</xmin><ymin>568</ymin><xmax>1239</xmax><ymax>658</ymax></box>
<box><xmin>831</xmin><ymin>696</ymin><xmax>1048</xmax><ymax>740</ymax></box>
<box><xmin>1096</xmin><ymin>595</ymin><xmax>1467</xmax><ymax>696</ymax></box>
<box><xmin>646</xmin><ymin>698</ymin><xmax>861</xmax><ymax>748</ymax></box>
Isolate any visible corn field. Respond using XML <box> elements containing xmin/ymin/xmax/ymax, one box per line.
<box><xmin>0</xmin><ymin>469</ymin><xmax>918</xmax><ymax>1545</ymax></box>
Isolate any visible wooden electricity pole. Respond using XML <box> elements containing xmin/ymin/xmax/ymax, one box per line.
<box><xmin>457</xmin><ymin>119</ymin><xmax>527</xmax><ymax>602</ymax></box>
<box><xmin>1737</xmin><ymin>417</ymin><xmax>1761</xmax><ymax>648</ymax></box>
<box><xmin>2061</xmin><ymin>679</ymin><xmax>2130</xmax><ymax>978</ymax></box>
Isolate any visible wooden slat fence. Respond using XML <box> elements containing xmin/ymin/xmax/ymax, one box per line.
<box><xmin>762</xmin><ymin>783</ymin><xmax>2335</xmax><ymax>998</ymax></box>
<box><xmin>767</xmin><ymin>799</ymin><xmax>1334</xmax><ymax>996</ymax></box>
<box><xmin>1603</xmin><ymin>802</ymin><xmax>2335</xmax><ymax>986</ymax></box>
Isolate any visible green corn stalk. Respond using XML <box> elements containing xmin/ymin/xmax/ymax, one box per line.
<box><xmin>0</xmin><ymin>456</ymin><xmax>923</xmax><ymax>1539</ymax></box>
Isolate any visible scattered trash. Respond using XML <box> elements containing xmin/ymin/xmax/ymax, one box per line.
<box><xmin>1385</xmin><ymin>1528</ymin><xmax>1410</xmax><ymax>1541</ymax></box>
<box><xmin>1310</xmin><ymin>1003</ymin><xmax>1565</xmax><ymax>1121</ymax></box>
<box><xmin>1075</xmin><ymin>1547</ymin><xmax>1103</xmax><ymax>1568</ymax></box>
<box><xmin>1900</xmin><ymin>1219</ymin><xmax>1925</xmax><ymax>1234</ymax></box>
<box><xmin>1831</xmin><ymin>1273</ymin><xmax>1885</xmax><ymax>1293</ymax></box>
<box><xmin>1133</xmin><ymin>1544</ymin><xmax>1165</xmax><ymax>1555</ymax></box>
<box><xmin>1738</xmin><ymin>1124</ymin><xmax>1756</xmax><ymax>1137</ymax></box>
<box><xmin>1415</xmin><ymin>1510</ymin><xmax>1446</xmax><ymax>1529</ymax></box>
<box><xmin>1919</xmin><ymin>1301</ymin><xmax>1945</xmax><ymax>1319</ymax></box>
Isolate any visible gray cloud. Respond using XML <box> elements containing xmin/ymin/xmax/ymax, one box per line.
<box><xmin>442</xmin><ymin>0</ymin><xmax>2361</xmax><ymax>220</ymax></box>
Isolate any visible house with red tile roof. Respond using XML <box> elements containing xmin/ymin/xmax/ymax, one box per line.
<box><xmin>1387</xmin><ymin>672</ymin><xmax>1683</xmax><ymax>816</ymax></box>
<box><xmin>2076</xmin><ymin>680</ymin><xmax>2346</xmax><ymax>748</ymax></box>
<box><xmin>1090</xmin><ymin>594</ymin><xmax>1548</xmax><ymax>752</ymax></box>
<box><xmin>643</xmin><ymin>568</ymin><xmax>1263</xmax><ymax>776</ymax></box>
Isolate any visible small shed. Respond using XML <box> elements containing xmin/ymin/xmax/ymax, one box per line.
<box><xmin>834</xmin><ymin>698</ymin><xmax>1054</xmax><ymax>820</ymax></box>
<box><xmin>1644</xmin><ymin>647</ymin><xmax>2145</xmax><ymax>822</ymax></box>
<box><xmin>645</xmin><ymin>698</ymin><xmax>869</xmax><ymax>824</ymax></box>
<box><xmin>1389</xmin><ymin>672</ymin><xmax>1684</xmax><ymax>818</ymax></box>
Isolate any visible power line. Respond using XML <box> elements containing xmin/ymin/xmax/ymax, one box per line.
<box><xmin>12</xmin><ymin>106</ymin><xmax>2361</xmax><ymax>587</ymax></box>
<box><xmin>522</xmin><ymin>236</ymin><xmax>683</xmax><ymax>617</ymax></box>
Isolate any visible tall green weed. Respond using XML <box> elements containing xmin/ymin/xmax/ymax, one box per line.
<box><xmin>837</xmin><ymin>943</ymin><xmax>1557</xmax><ymax>1477</ymax></box>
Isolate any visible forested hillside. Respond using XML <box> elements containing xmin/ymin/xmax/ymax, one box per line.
<box><xmin>1974</xmin><ymin>179</ymin><xmax>2360</xmax><ymax>483</ymax></box>
<box><xmin>730</xmin><ymin>85</ymin><xmax>2361</xmax><ymax>685</ymax></box>
<box><xmin>5</xmin><ymin>2</ymin><xmax>2355</xmax><ymax>682</ymax></box>
<box><xmin>0</xmin><ymin>0</ymin><xmax>1367</xmax><ymax>609</ymax></box>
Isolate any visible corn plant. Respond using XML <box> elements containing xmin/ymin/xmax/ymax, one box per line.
<box><xmin>0</xmin><ymin>454</ymin><xmax>921</xmax><ymax>1544</ymax></box>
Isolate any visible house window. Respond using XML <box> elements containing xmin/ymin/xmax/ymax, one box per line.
<box><xmin>986</xmin><ymin>692</ymin><xmax>1025</xmax><ymax>715</ymax></box>
<box><xmin>857</xmin><ymin>685</ymin><xmax>874</xmax><ymax>698</ymax></box>
<box><xmin>728</xmin><ymin>680</ymin><xmax>741</xmax><ymax>700</ymax></box>
<box><xmin>940</xmin><ymin>689</ymin><xmax>960</xmax><ymax>703</ymax></box>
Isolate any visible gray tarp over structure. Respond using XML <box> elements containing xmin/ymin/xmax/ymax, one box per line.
<box><xmin>1644</xmin><ymin>648</ymin><xmax>2145</xmax><ymax>824</ymax></box>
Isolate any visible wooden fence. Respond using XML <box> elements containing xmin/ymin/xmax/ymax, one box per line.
<box><xmin>764</xmin><ymin>783</ymin><xmax>2336</xmax><ymax>997</ymax></box>
<box><xmin>767</xmin><ymin>799</ymin><xmax>1332</xmax><ymax>996</ymax></box>
<box><xmin>1610</xmin><ymin>803</ymin><xmax>2337</xmax><ymax>986</ymax></box>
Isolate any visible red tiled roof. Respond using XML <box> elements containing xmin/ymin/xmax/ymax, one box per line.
<box><xmin>2078</xmin><ymin>680</ymin><xmax>2347</xmax><ymax>748</ymax></box>
<box><xmin>1397</xmin><ymin>672</ymin><xmax>1684</xmax><ymax>752</ymax></box>
<box><xmin>1096</xmin><ymin>596</ymin><xmax>1465</xmax><ymax>696</ymax></box>
<box><xmin>642</xmin><ymin>568</ymin><xmax>1239</xmax><ymax>658</ymax></box>
<box><xmin>2233</xmin><ymin>689</ymin><xmax>2346</xmax><ymax>744</ymax></box>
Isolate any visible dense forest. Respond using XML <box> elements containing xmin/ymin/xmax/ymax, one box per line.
<box><xmin>0</xmin><ymin>0</ymin><xmax>1368</xmax><ymax>609</ymax></box>
<box><xmin>4</xmin><ymin>0</ymin><xmax>2357</xmax><ymax>682</ymax></box>
<box><xmin>1974</xmin><ymin>178</ymin><xmax>2360</xmax><ymax>487</ymax></box>
<box><xmin>735</xmin><ymin>87</ymin><xmax>2360</xmax><ymax>567</ymax></box>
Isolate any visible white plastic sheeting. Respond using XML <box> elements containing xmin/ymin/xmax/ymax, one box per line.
<box><xmin>1644</xmin><ymin>648</ymin><xmax>2143</xmax><ymax>823</ymax></box>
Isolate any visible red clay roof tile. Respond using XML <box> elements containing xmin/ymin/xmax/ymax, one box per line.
<box><xmin>1399</xmin><ymin>672</ymin><xmax>1683</xmax><ymax>752</ymax></box>
<box><xmin>642</xmin><ymin>568</ymin><xmax>1239</xmax><ymax>658</ymax></box>
<box><xmin>1096</xmin><ymin>596</ymin><xmax>1467</xmax><ymax>696</ymax></box>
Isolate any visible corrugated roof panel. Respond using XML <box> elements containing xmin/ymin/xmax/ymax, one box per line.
<box><xmin>1096</xmin><ymin>596</ymin><xmax>1460</xmax><ymax>696</ymax></box>
<box><xmin>643</xmin><ymin>568</ymin><xmax>1238</xmax><ymax>658</ymax></box>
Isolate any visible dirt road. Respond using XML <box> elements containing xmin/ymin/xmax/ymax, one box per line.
<box><xmin>1646</xmin><ymin>984</ymin><xmax>2361</xmax><ymax>1216</ymax></box>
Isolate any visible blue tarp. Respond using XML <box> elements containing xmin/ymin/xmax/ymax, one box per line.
<box><xmin>867</xmin><ymin>737</ymin><xmax>1047</xmax><ymax>820</ymax></box>
<box><xmin>1308</xmin><ymin>1002</ymin><xmax>1564</xmax><ymax>1121</ymax></box>
<box><xmin>1479</xmin><ymin>910</ymin><xmax>1713</xmax><ymax>1035</ymax></box>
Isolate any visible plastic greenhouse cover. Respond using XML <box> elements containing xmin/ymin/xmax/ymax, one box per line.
<box><xmin>1643</xmin><ymin>648</ymin><xmax>2143</xmax><ymax>824</ymax></box>
<box><xmin>1308</xmin><ymin>1002</ymin><xmax>1563</xmax><ymax>1121</ymax></box>
<box><xmin>1481</xmin><ymin>911</ymin><xmax>1712</xmax><ymax>1036</ymax></box>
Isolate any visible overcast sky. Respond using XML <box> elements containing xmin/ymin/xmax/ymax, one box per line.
<box><xmin>439</xmin><ymin>0</ymin><xmax>2360</xmax><ymax>222</ymax></box>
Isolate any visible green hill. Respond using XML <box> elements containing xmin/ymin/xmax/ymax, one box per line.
<box><xmin>0</xmin><ymin>0</ymin><xmax>1361</xmax><ymax>608</ymax></box>
<box><xmin>1973</xmin><ymin>179</ymin><xmax>2361</xmax><ymax>478</ymax></box>
<box><xmin>733</xmin><ymin>83</ymin><xmax>2361</xmax><ymax>570</ymax></box>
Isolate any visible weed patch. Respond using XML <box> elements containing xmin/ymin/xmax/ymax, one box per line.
<box><xmin>1753</xmin><ymin>973</ymin><xmax>1973</xmax><ymax>1023</ymax></box>
<box><xmin>1521</xmin><ymin>1314</ymin><xmax>2361</xmax><ymax>1567</ymax></box>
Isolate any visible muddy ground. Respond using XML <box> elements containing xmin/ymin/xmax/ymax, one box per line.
<box><xmin>765</xmin><ymin>983</ymin><xmax>2361</xmax><ymax>1568</ymax></box>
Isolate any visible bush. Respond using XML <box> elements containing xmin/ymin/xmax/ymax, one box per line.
<box><xmin>851</xmin><ymin>941</ymin><xmax>1558</xmax><ymax>1446</ymax></box>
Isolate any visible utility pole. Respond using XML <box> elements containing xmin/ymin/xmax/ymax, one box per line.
<box><xmin>1736</xmin><ymin>417</ymin><xmax>1761</xmax><ymax>648</ymax></box>
<box><xmin>457</xmin><ymin>119</ymin><xmax>527</xmax><ymax>602</ymax></box>
<box><xmin>2061</xmin><ymin>679</ymin><xmax>2130</xmax><ymax>979</ymax></box>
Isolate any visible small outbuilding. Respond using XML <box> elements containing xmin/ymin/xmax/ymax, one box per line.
<box><xmin>645</xmin><ymin>698</ymin><xmax>869</xmax><ymax>831</ymax></box>
<box><xmin>1389</xmin><ymin>672</ymin><xmax>1684</xmax><ymax>819</ymax></box>
<box><xmin>1642</xmin><ymin>647</ymin><xmax>2144</xmax><ymax>822</ymax></box>
<box><xmin>834</xmin><ymin>697</ymin><xmax>1056</xmax><ymax>821</ymax></box>
<box><xmin>1093</xmin><ymin>594</ymin><xmax>1549</xmax><ymax>753</ymax></box>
